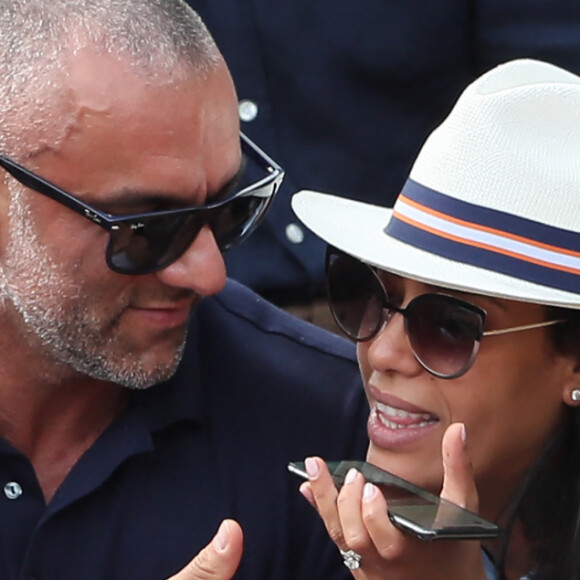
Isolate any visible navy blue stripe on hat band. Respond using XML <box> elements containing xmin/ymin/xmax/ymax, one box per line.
<box><xmin>383</xmin><ymin>179</ymin><xmax>580</xmax><ymax>295</ymax></box>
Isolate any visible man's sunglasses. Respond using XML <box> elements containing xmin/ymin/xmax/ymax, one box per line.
<box><xmin>0</xmin><ymin>132</ymin><xmax>284</xmax><ymax>275</ymax></box>
<box><xmin>326</xmin><ymin>247</ymin><xmax>564</xmax><ymax>379</ymax></box>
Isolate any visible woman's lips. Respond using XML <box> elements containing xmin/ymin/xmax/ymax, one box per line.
<box><xmin>367</xmin><ymin>387</ymin><xmax>439</xmax><ymax>449</ymax></box>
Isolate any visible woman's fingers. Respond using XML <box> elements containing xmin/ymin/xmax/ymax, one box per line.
<box><xmin>303</xmin><ymin>457</ymin><xmax>347</xmax><ymax>548</ymax></box>
<box><xmin>167</xmin><ymin>520</ymin><xmax>243</xmax><ymax>580</ymax></box>
<box><xmin>303</xmin><ymin>459</ymin><xmax>396</xmax><ymax>559</ymax></box>
<box><xmin>360</xmin><ymin>481</ymin><xmax>400</xmax><ymax>560</ymax></box>
<box><xmin>336</xmin><ymin>468</ymin><xmax>368</xmax><ymax>551</ymax></box>
<box><xmin>440</xmin><ymin>423</ymin><xmax>479</xmax><ymax>512</ymax></box>
<box><xmin>298</xmin><ymin>481</ymin><xmax>315</xmax><ymax>508</ymax></box>
<box><xmin>299</xmin><ymin>447</ymin><xmax>488</xmax><ymax>580</ymax></box>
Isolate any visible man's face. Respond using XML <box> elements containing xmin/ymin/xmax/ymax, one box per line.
<box><xmin>0</xmin><ymin>50</ymin><xmax>240</xmax><ymax>388</ymax></box>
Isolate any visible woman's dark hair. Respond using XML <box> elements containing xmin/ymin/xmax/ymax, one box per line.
<box><xmin>496</xmin><ymin>306</ymin><xmax>580</xmax><ymax>579</ymax></box>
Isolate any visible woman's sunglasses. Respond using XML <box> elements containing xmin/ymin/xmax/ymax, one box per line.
<box><xmin>0</xmin><ymin>132</ymin><xmax>284</xmax><ymax>275</ymax></box>
<box><xmin>326</xmin><ymin>247</ymin><xmax>564</xmax><ymax>379</ymax></box>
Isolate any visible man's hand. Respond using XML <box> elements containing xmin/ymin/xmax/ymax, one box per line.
<box><xmin>167</xmin><ymin>520</ymin><xmax>243</xmax><ymax>580</ymax></box>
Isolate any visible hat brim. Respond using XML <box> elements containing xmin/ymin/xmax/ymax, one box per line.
<box><xmin>292</xmin><ymin>190</ymin><xmax>580</xmax><ymax>309</ymax></box>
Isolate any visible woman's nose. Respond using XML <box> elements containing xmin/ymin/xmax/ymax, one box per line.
<box><xmin>363</xmin><ymin>310</ymin><xmax>423</xmax><ymax>377</ymax></box>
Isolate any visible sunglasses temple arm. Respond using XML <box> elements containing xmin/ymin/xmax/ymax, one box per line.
<box><xmin>0</xmin><ymin>157</ymin><xmax>114</xmax><ymax>227</ymax></box>
<box><xmin>482</xmin><ymin>318</ymin><xmax>565</xmax><ymax>337</ymax></box>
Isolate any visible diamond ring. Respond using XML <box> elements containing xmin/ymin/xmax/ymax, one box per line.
<box><xmin>339</xmin><ymin>548</ymin><xmax>362</xmax><ymax>570</ymax></box>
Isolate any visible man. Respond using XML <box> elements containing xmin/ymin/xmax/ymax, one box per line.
<box><xmin>0</xmin><ymin>1</ymin><xmax>367</xmax><ymax>578</ymax></box>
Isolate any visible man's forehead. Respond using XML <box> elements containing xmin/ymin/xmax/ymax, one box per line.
<box><xmin>65</xmin><ymin>47</ymin><xmax>195</xmax><ymax>114</ymax></box>
<box><xmin>12</xmin><ymin>48</ymin><xmax>202</xmax><ymax>163</ymax></box>
<box><xmin>27</xmin><ymin>47</ymin><xmax>238</xmax><ymax>162</ymax></box>
<box><xmin>21</xmin><ymin>49</ymin><xmax>241</xmax><ymax>208</ymax></box>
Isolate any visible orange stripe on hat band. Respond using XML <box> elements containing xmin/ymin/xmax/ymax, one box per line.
<box><xmin>399</xmin><ymin>194</ymin><xmax>580</xmax><ymax>261</ymax></box>
<box><xmin>383</xmin><ymin>179</ymin><xmax>580</xmax><ymax>294</ymax></box>
<box><xmin>393</xmin><ymin>206</ymin><xmax>580</xmax><ymax>276</ymax></box>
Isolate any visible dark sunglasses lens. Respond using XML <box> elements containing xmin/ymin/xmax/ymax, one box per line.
<box><xmin>107</xmin><ymin>189</ymin><xmax>273</xmax><ymax>274</ymax></box>
<box><xmin>326</xmin><ymin>251</ymin><xmax>384</xmax><ymax>340</ymax></box>
<box><xmin>211</xmin><ymin>189</ymin><xmax>272</xmax><ymax>252</ymax></box>
<box><xmin>105</xmin><ymin>135</ymin><xmax>281</xmax><ymax>274</ymax></box>
<box><xmin>405</xmin><ymin>295</ymin><xmax>483</xmax><ymax>378</ymax></box>
<box><xmin>212</xmin><ymin>134</ymin><xmax>279</xmax><ymax>251</ymax></box>
<box><xmin>108</xmin><ymin>213</ymin><xmax>202</xmax><ymax>274</ymax></box>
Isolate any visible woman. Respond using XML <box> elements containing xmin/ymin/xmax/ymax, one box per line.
<box><xmin>291</xmin><ymin>58</ymin><xmax>580</xmax><ymax>580</ymax></box>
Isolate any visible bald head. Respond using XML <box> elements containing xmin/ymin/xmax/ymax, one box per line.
<box><xmin>0</xmin><ymin>0</ymin><xmax>221</xmax><ymax>156</ymax></box>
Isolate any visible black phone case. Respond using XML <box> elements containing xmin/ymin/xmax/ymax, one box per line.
<box><xmin>288</xmin><ymin>460</ymin><xmax>499</xmax><ymax>541</ymax></box>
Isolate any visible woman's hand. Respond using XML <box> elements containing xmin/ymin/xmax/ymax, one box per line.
<box><xmin>166</xmin><ymin>520</ymin><xmax>243</xmax><ymax>580</ymax></box>
<box><xmin>300</xmin><ymin>423</ymin><xmax>489</xmax><ymax>580</ymax></box>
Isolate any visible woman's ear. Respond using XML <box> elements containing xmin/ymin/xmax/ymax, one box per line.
<box><xmin>567</xmin><ymin>387</ymin><xmax>580</xmax><ymax>407</ymax></box>
<box><xmin>562</xmin><ymin>357</ymin><xmax>580</xmax><ymax>407</ymax></box>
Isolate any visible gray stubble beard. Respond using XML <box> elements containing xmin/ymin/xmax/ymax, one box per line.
<box><xmin>0</xmin><ymin>191</ymin><xmax>185</xmax><ymax>389</ymax></box>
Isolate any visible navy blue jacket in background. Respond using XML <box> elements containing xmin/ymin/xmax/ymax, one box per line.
<box><xmin>1</xmin><ymin>281</ymin><xmax>368</xmax><ymax>579</ymax></box>
<box><xmin>187</xmin><ymin>0</ymin><xmax>580</xmax><ymax>302</ymax></box>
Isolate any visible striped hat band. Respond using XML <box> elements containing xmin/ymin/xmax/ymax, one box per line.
<box><xmin>387</xmin><ymin>179</ymin><xmax>580</xmax><ymax>295</ymax></box>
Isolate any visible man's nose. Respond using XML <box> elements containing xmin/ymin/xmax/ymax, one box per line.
<box><xmin>153</xmin><ymin>225</ymin><xmax>227</xmax><ymax>296</ymax></box>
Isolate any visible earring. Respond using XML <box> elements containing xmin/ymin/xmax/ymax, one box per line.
<box><xmin>571</xmin><ymin>389</ymin><xmax>580</xmax><ymax>403</ymax></box>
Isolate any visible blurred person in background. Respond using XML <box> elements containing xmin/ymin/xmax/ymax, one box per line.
<box><xmin>187</xmin><ymin>0</ymin><xmax>580</xmax><ymax>330</ymax></box>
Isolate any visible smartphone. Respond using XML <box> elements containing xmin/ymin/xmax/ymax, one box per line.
<box><xmin>288</xmin><ymin>460</ymin><xmax>499</xmax><ymax>541</ymax></box>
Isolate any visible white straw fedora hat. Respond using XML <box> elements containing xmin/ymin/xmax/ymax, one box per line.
<box><xmin>292</xmin><ymin>58</ymin><xmax>580</xmax><ymax>309</ymax></box>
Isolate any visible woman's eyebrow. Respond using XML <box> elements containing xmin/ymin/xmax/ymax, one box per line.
<box><xmin>375</xmin><ymin>270</ymin><xmax>510</xmax><ymax>311</ymax></box>
<box><xmin>450</xmin><ymin>289</ymin><xmax>510</xmax><ymax>312</ymax></box>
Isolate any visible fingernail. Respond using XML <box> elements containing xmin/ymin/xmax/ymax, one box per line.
<box><xmin>344</xmin><ymin>468</ymin><xmax>358</xmax><ymax>485</ymax></box>
<box><xmin>305</xmin><ymin>457</ymin><xmax>320</xmax><ymax>479</ymax></box>
<box><xmin>213</xmin><ymin>520</ymin><xmax>230</xmax><ymax>553</ymax></box>
<box><xmin>363</xmin><ymin>483</ymin><xmax>376</xmax><ymax>501</ymax></box>
<box><xmin>460</xmin><ymin>423</ymin><xmax>467</xmax><ymax>443</ymax></box>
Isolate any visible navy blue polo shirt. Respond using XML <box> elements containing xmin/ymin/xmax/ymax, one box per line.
<box><xmin>0</xmin><ymin>280</ymin><xmax>369</xmax><ymax>580</ymax></box>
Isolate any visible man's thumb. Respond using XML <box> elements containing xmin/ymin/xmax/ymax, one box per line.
<box><xmin>168</xmin><ymin>519</ymin><xmax>244</xmax><ymax>580</ymax></box>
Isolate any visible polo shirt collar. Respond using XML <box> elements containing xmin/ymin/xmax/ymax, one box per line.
<box><xmin>129</xmin><ymin>314</ymin><xmax>204</xmax><ymax>433</ymax></box>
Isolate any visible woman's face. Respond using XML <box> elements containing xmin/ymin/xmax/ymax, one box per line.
<box><xmin>358</xmin><ymin>272</ymin><xmax>577</xmax><ymax>516</ymax></box>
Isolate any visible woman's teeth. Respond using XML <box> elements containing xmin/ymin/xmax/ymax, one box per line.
<box><xmin>376</xmin><ymin>402</ymin><xmax>437</xmax><ymax>429</ymax></box>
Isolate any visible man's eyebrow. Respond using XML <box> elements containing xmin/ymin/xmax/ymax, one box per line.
<box><xmin>95</xmin><ymin>156</ymin><xmax>246</xmax><ymax>211</ymax></box>
<box><xmin>207</xmin><ymin>155</ymin><xmax>247</xmax><ymax>201</ymax></box>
